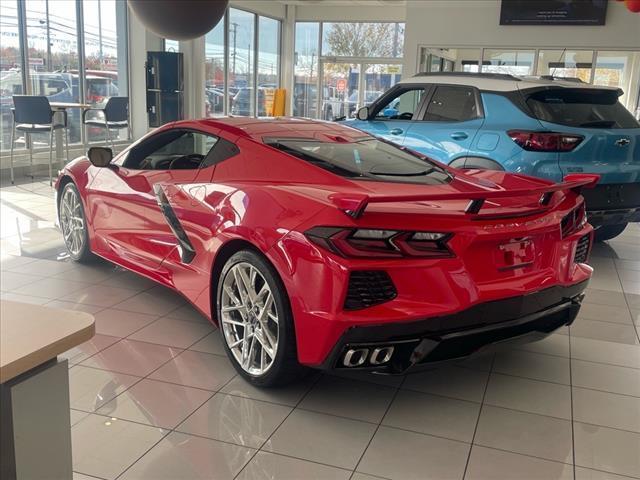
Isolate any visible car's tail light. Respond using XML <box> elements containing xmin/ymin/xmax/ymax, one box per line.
<box><xmin>508</xmin><ymin>130</ymin><xmax>583</xmax><ymax>152</ymax></box>
<box><xmin>305</xmin><ymin>227</ymin><xmax>453</xmax><ymax>258</ymax></box>
<box><xmin>561</xmin><ymin>203</ymin><xmax>587</xmax><ymax>238</ymax></box>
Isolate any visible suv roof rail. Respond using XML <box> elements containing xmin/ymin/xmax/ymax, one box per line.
<box><xmin>412</xmin><ymin>72</ymin><xmax>522</xmax><ymax>81</ymax></box>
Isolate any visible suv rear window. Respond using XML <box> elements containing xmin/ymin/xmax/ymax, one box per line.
<box><xmin>267</xmin><ymin>138</ymin><xmax>451</xmax><ymax>185</ymax></box>
<box><xmin>525</xmin><ymin>88</ymin><xmax>640</xmax><ymax>129</ymax></box>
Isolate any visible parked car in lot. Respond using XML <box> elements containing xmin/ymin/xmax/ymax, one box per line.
<box><xmin>293</xmin><ymin>83</ymin><xmax>349</xmax><ymax>120</ymax></box>
<box><xmin>56</xmin><ymin>117</ymin><xmax>595</xmax><ymax>386</ymax></box>
<box><xmin>346</xmin><ymin>72</ymin><xmax>640</xmax><ymax>241</ymax></box>
<box><xmin>205</xmin><ymin>87</ymin><xmax>224</xmax><ymax>116</ymax></box>
<box><xmin>231</xmin><ymin>87</ymin><xmax>267</xmax><ymax>116</ymax></box>
<box><xmin>344</xmin><ymin>89</ymin><xmax>383</xmax><ymax>118</ymax></box>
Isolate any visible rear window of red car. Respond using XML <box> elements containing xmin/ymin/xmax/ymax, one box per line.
<box><xmin>267</xmin><ymin>138</ymin><xmax>452</xmax><ymax>185</ymax></box>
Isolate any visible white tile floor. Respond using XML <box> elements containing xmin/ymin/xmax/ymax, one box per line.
<box><xmin>1</xmin><ymin>180</ymin><xmax>639</xmax><ymax>480</ymax></box>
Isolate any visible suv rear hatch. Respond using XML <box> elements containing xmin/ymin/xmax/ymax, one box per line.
<box><xmin>520</xmin><ymin>86</ymin><xmax>640</xmax><ymax>186</ymax></box>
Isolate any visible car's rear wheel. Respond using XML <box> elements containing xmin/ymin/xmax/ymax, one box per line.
<box><xmin>217</xmin><ymin>250</ymin><xmax>306</xmax><ymax>387</ymax></box>
<box><xmin>59</xmin><ymin>182</ymin><xmax>92</xmax><ymax>262</ymax></box>
<box><xmin>594</xmin><ymin>223</ymin><xmax>627</xmax><ymax>242</ymax></box>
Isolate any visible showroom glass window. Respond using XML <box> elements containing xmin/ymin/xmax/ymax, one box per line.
<box><xmin>0</xmin><ymin>0</ymin><xmax>21</xmax><ymax>151</ymax></box>
<box><xmin>257</xmin><ymin>16</ymin><xmax>280</xmax><ymax>117</ymax></box>
<box><xmin>482</xmin><ymin>49</ymin><xmax>535</xmax><ymax>76</ymax></box>
<box><xmin>228</xmin><ymin>8</ymin><xmax>255</xmax><ymax>117</ymax></box>
<box><xmin>24</xmin><ymin>0</ymin><xmax>81</xmax><ymax>144</ymax></box>
<box><xmin>321</xmin><ymin>22</ymin><xmax>404</xmax><ymax>58</ymax></box>
<box><xmin>164</xmin><ymin>39</ymin><xmax>179</xmax><ymax>53</ymax></box>
<box><xmin>203</xmin><ymin>10</ymin><xmax>281</xmax><ymax>117</ymax></box>
<box><xmin>83</xmin><ymin>0</ymin><xmax>128</xmax><ymax>142</ymax></box>
<box><xmin>293</xmin><ymin>22</ymin><xmax>319</xmax><ymax>118</ymax></box>
<box><xmin>205</xmin><ymin>16</ymin><xmax>225</xmax><ymax>117</ymax></box>
<box><xmin>594</xmin><ymin>51</ymin><xmax>640</xmax><ymax>108</ymax></box>
<box><xmin>537</xmin><ymin>49</ymin><xmax>594</xmax><ymax>83</ymax></box>
<box><xmin>294</xmin><ymin>21</ymin><xmax>405</xmax><ymax>120</ymax></box>
<box><xmin>0</xmin><ymin>0</ymin><xmax>129</xmax><ymax>151</ymax></box>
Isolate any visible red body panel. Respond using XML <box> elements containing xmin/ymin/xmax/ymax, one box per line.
<box><xmin>56</xmin><ymin>117</ymin><xmax>593</xmax><ymax>367</ymax></box>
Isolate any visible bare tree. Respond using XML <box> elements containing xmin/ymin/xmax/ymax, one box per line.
<box><xmin>324</xmin><ymin>23</ymin><xmax>403</xmax><ymax>58</ymax></box>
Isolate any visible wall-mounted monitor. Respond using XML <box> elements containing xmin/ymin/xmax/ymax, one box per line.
<box><xmin>500</xmin><ymin>0</ymin><xmax>607</xmax><ymax>26</ymax></box>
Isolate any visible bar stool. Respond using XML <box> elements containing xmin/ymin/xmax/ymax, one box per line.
<box><xmin>10</xmin><ymin>95</ymin><xmax>69</xmax><ymax>185</ymax></box>
<box><xmin>83</xmin><ymin>97</ymin><xmax>130</xmax><ymax>149</ymax></box>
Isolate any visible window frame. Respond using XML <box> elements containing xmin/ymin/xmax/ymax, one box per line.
<box><xmin>417</xmin><ymin>84</ymin><xmax>485</xmax><ymax>123</ymax></box>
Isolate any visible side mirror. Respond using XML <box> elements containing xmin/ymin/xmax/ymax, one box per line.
<box><xmin>356</xmin><ymin>106</ymin><xmax>370</xmax><ymax>121</ymax></box>
<box><xmin>88</xmin><ymin>147</ymin><xmax>113</xmax><ymax>167</ymax></box>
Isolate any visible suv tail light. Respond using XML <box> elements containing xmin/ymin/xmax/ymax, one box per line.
<box><xmin>508</xmin><ymin>130</ymin><xmax>583</xmax><ymax>152</ymax></box>
<box><xmin>305</xmin><ymin>227</ymin><xmax>453</xmax><ymax>258</ymax></box>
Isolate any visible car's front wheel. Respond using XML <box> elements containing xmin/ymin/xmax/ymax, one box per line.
<box><xmin>217</xmin><ymin>250</ymin><xmax>306</xmax><ymax>387</ymax></box>
<box><xmin>594</xmin><ymin>223</ymin><xmax>627</xmax><ymax>242</ymax></box>
<box><xmin>59</xmin><ymin>182</ymin><xmax>93</xmax><ymax>262</ymax></box>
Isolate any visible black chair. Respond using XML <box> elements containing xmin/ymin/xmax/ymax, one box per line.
<box><xmin>83</xmin><ymin>97</ymin><xmax>131</xmax><ymax>149</ymax></box>
<box><xmin>10</xmin><ymin>95</ymin><xmax>69</xmax><ymax>185</ymax></box>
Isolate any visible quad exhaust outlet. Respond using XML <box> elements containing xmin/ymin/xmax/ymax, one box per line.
<box><xmin>342</xmin><ymin>346</ymin><xmax>395</xmax><ymax>367</ymax></box>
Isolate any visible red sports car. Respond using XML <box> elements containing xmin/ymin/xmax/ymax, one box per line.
<box><xmin>56</xmin><ymin>117</ymin><xmax>596</xmax><ymax>386</ymax></box>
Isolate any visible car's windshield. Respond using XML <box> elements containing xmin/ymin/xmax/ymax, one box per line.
<box><xmin>267</xmin><ymin>138</ymin><xmax>452</xmax><ymax>185</ymax></box>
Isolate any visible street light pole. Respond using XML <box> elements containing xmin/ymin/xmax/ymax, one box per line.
<box><xmin>231</xmin><ymin>21</ymin><xmax>238</xmax><ymax>74</ymax></box>
<box><xmin>45</xmin><ymin>0</ymin><xmax>51</xmax><ymax>71</ymax></box>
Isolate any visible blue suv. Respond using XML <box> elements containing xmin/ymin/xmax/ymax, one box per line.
<box><xmin>346</xmin><ymin>72</ymin><xmax>640</xmax><ymax>241</ymax></box>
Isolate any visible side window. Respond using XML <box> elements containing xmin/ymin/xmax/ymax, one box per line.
<box><xmin>424</xmin><ymin>86</ymin><xmax>478</xmax><ymax>122</ymax></box>
<box><xmin>200</xmin><ymin>138</ymin><xmax>240</xmax><ymax>168</ymax></box>
<box><xmin>124</xmin><ymin>131</ymin><xmax>218</xmax><ymax>170</ymax></box>
<box><xmin>374</xmin><ymin>88</ymin><xmax>426</xmax><ymax>120</ymax></box>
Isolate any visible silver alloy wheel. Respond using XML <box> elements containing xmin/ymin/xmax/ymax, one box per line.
<box><xmin>59</xmin><ymin>186</ymin><xmax>85</xmax><ymax>256</ymax></box>
<box><xmin>220</xmin><ymin>262</ymin><xmax>279</xmax><ymax>376</ymax></box>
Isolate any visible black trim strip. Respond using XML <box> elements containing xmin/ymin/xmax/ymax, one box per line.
<box><xmin>153</xmin><ymin>184</ymin><xmax>196</xmax><ymax>264</ymax></box>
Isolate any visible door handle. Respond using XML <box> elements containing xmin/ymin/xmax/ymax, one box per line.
<box><xmin>389</xmin><ymin>128</ymin><xmax>404</xmax><ymax>135</ymax></box>
<box><xmin>450</xmin><ymin>132</ymin><xmax>468</xmax><ymax>140</ymax></box>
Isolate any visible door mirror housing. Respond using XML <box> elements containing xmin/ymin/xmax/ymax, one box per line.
<box><xmin>88</xmin><ymin>147</ymin><xmax>113</xmax><ymax>167</ymax></box>
<box><xmin>356</xmin><ymin>106</ymin><xmax>370</xmax><ymax>121</ymax></box>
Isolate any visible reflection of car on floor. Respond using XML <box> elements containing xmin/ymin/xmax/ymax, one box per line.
<box><xmin>56</xmin><ymin>117</ymin><xmax>595</xmax><ymax>386</ymax></box>
<box><xmin>346</xmin><ymin>72</ymin><xmax>640</xmax><ymax>241</ymax></box>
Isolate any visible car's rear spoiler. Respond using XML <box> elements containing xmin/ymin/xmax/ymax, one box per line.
<box><xmin>329</xmin><ymin>174</ymin><xmax>599</xmax><ymax>219</ymax></box>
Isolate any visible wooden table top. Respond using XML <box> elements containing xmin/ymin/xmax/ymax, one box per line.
<box><xmin>49</xmin><ymin>102</ymin><xmax>92</xmax><ymax>109</ymax></box>
<box><xmin>0</xmin><ymin>300</ymin><xmax>95</xmax><ymax>383</ymax></box>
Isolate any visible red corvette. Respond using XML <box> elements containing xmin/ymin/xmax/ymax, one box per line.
<box><xmin>56</xmin><ymin>117</ymin><xmax>596</xmax><ymax>386</ymax></box>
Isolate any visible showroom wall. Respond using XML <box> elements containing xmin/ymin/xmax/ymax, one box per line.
<box><xmin>403</xmin><ymin>0</ymin><xmax>640</xmax><ymax>70</ymax></box>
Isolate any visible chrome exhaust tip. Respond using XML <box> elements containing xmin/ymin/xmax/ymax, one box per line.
<box><xmin>342</xmin><ymin>348</ymin><xmax>369</xmax><ymax>367</ymax></box>
<box><xmin>370</xmin><ymin>346</ymin><xmax>395</xmax><ymax>365</ymax></box>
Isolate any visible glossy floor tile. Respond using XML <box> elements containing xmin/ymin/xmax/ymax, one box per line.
<box><xmin>2</xmin><ymin>181</ymin><xmax>640</xmax><ymax>479</ymax></box>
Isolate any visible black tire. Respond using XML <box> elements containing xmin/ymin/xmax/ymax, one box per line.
<box><xmin>58</xmin><ymin>182</ymin><xmax>93</xmax><ymax>263</ymax></box>
<box><xmin>217</xmin><ymin>250</ymin><xmax>308</xmax><ymax>387</ymax></box>
<box><xmin>594</xmin><ymin>223</ymin><xmax>628</xmax><ymax>242</ymax></box>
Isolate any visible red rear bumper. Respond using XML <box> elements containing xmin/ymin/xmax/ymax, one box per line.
<box><xmin>269</xmin><ymin>223</ymin><xmax>593</xmax><ymax>367</ymax></box>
